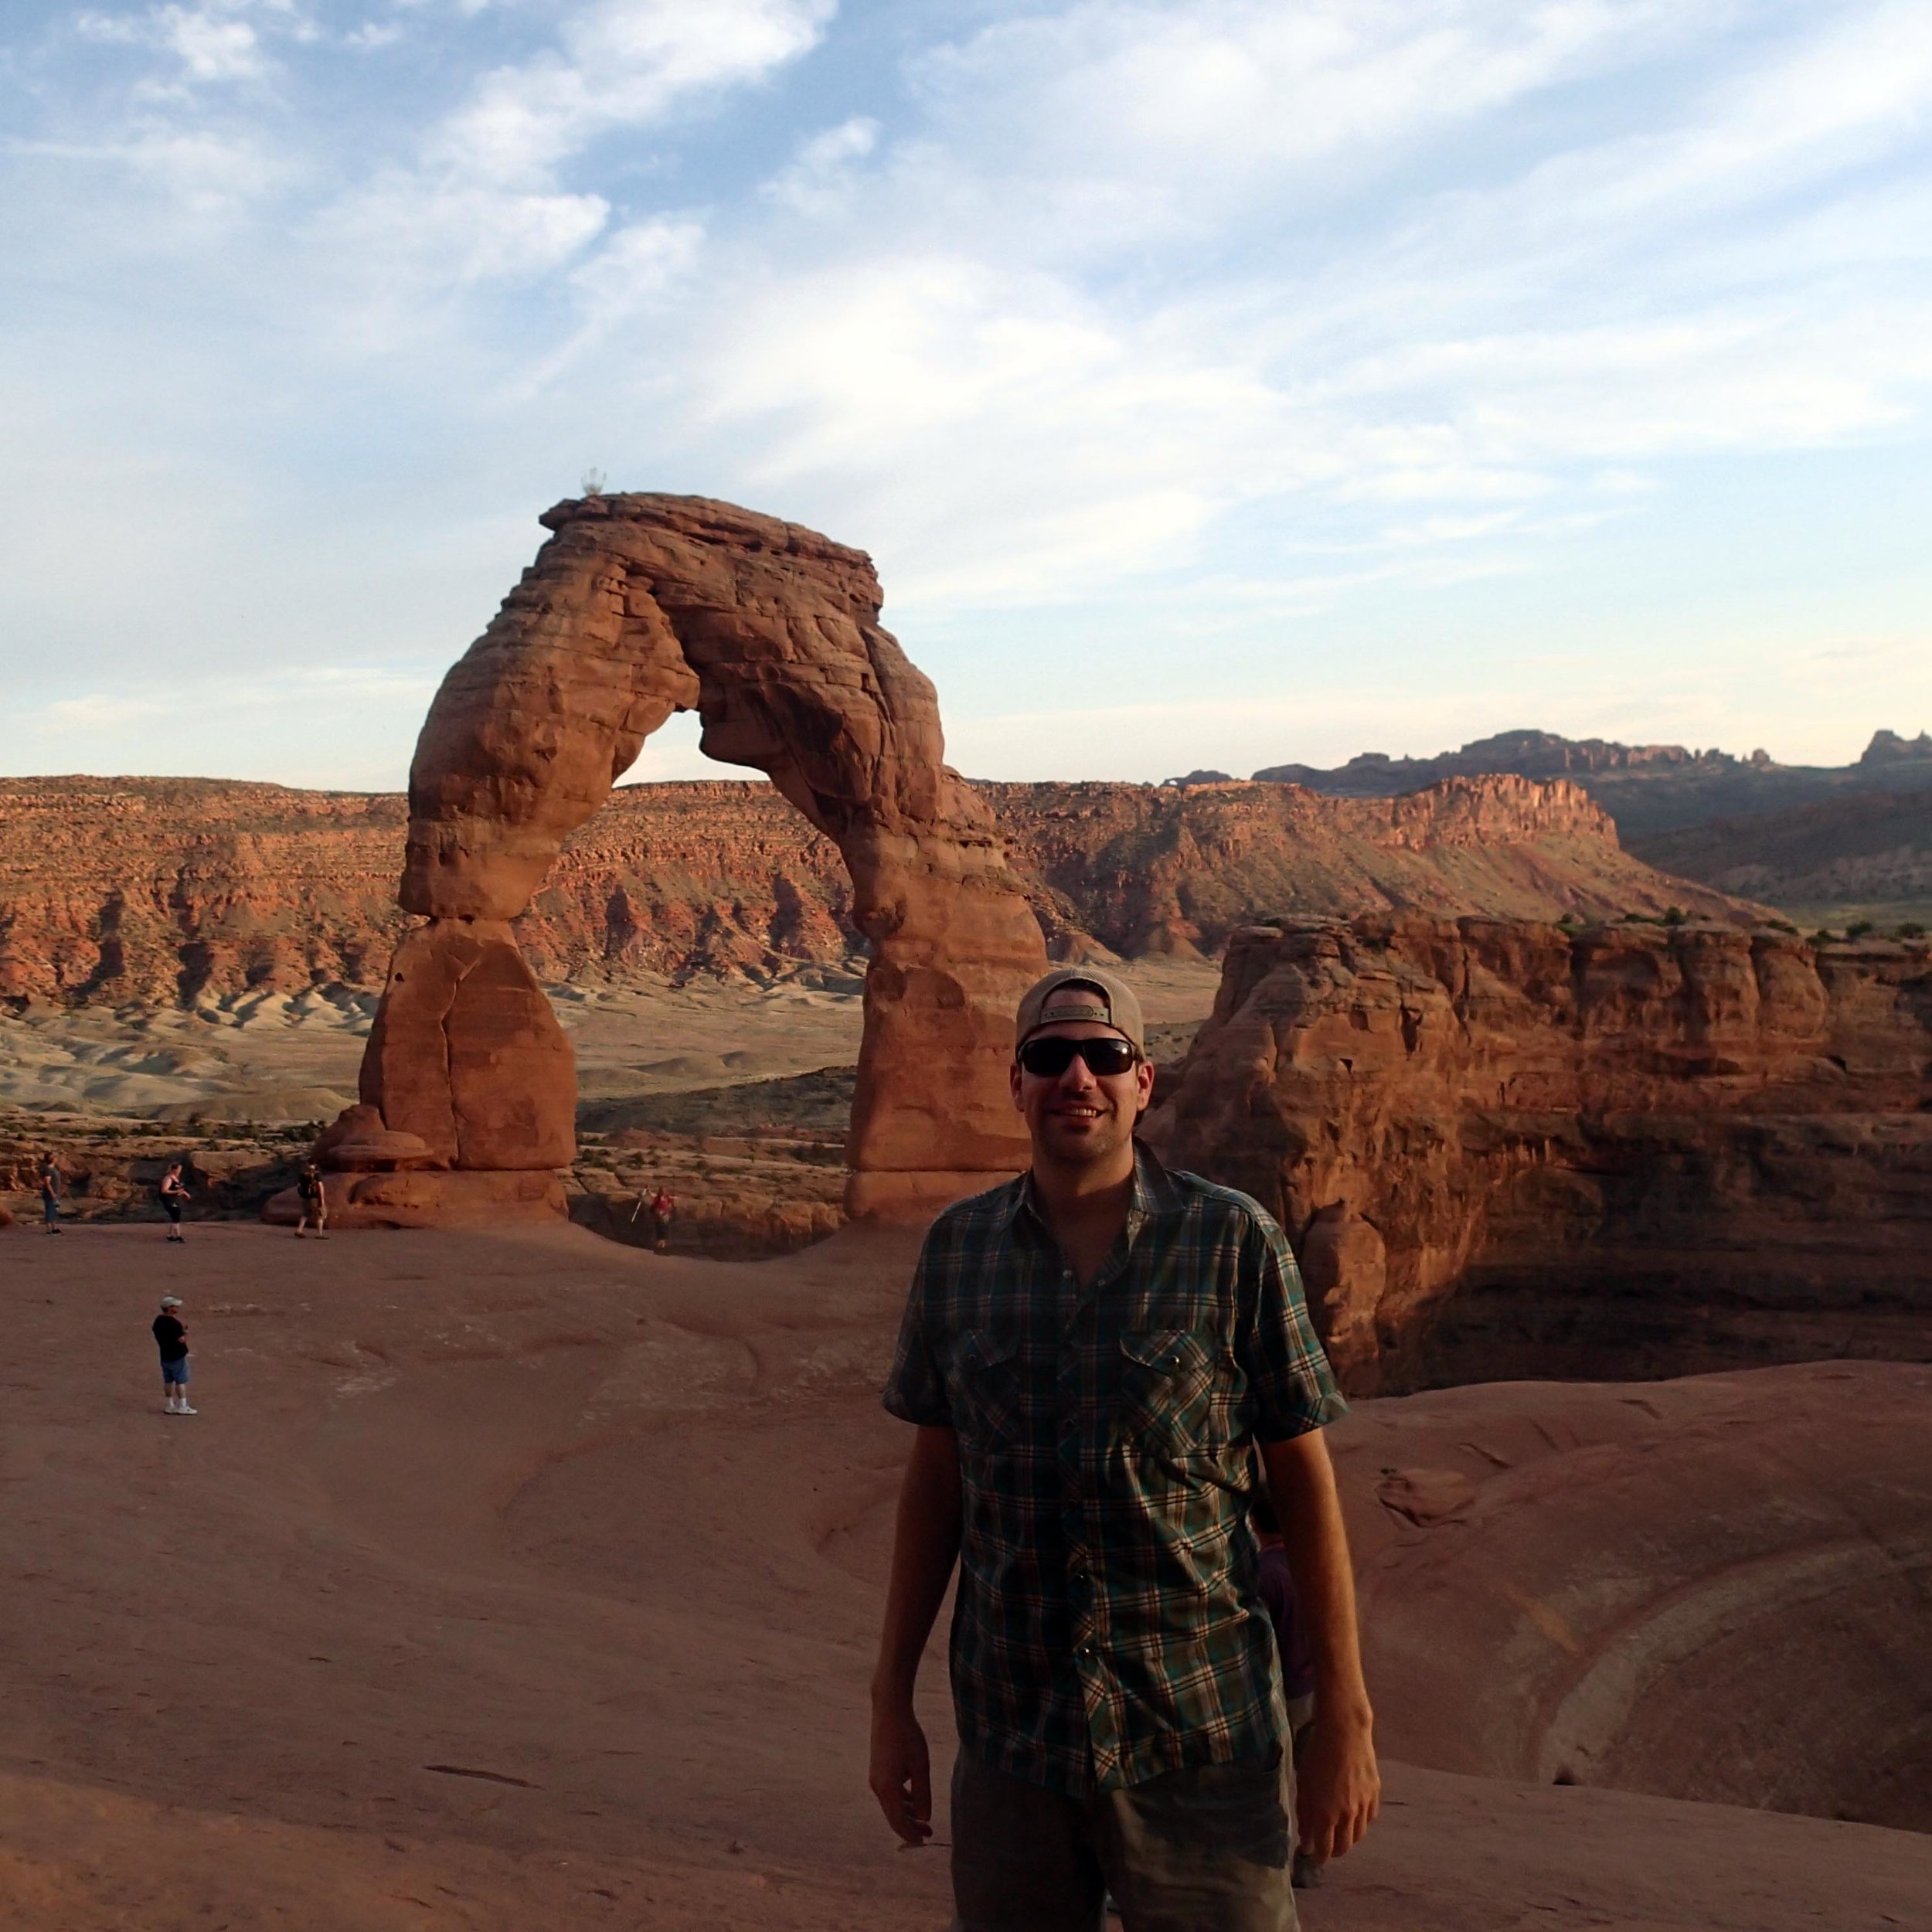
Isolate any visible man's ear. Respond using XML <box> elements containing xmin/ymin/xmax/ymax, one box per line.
<box><xmin>1009</xmin><ymin>1059</ymin><xmax>1025</xmax><ymax>1111</ymax></box>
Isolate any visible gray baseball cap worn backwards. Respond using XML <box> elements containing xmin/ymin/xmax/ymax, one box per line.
<box><xmin>1014</xmin><ymin>967</ymin><xmax>1147</xmax><ymax>1057</ymax></box>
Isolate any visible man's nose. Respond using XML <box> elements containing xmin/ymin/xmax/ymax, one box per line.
<box><xmin>1057</xmin><ymin>1051</ymin><xmax>1097</xmax><ymax>1091</ymax></box>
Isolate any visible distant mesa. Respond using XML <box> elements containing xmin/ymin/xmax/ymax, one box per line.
<box><xmin>1253</xmin><ymin>726</ymin><xmax>1763</xmax><ymax>789</ymax></box>
<box><xmin>1161</xmin><ymin>768</ymin><xmax>1234</xmax><ymax>786</ymax></box>
<box><xmin>1249</xmin><ymin>725</ymin><xmax>1932</xmax><ymax>841</ymax></box>
<box><xmin>1862</xmin><ymin>726</ymin><xmax>1932</xmax><ymax>765</ymax></box>
<box><xmin>1631</xmin><ymin>786</ymin><xmax>1932</xmax><ymax>920</ymax></box>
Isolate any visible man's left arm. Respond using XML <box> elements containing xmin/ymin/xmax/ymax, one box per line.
<box><xmin>1260</xmin><ymin>1428</ymin><xmax>1381</xmax><ymax>1862</ymax></box>
<box><xmin>1236</xmin><ymin>1209</ymin><xmax>1380</xmax><ymax>1863</ymax></box>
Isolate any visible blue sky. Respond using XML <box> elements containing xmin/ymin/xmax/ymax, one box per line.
<box><xmin>3</xmin><ymin>0</ymin><xmax>1930</xmax><ymax>788</ymax></box>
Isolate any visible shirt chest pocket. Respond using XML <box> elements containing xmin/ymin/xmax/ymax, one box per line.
<box><xmin>1119</xmin><ymin>1328</ymin><xmax>1223</xmax><ymax>1456</ymax></box>
<box><xmin>952</xmin><ymin>1329</ymin><xmax>1024</xmax><ymax>1448</ymax></box>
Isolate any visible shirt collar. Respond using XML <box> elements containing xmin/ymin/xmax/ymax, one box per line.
<box><xmin>1004</xmin><ymin>1140</ymin><xmax>1185</xmax><ymax>1240</ymax></box>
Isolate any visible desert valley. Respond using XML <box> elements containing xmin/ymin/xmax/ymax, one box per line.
<box><xmin>2</xmin><ymin>492</ymin><xmax>1928</xmax><ymax>1930</ymax></box>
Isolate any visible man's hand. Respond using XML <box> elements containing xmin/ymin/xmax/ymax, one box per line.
<box><xmin>1294</xmin><ymin>1704</ymin><xmax>1380</xmax><ymax>1863</ymax></box>
<box><xmin>869</xmin><ymin>1696</ymin><xmax>934</xmax><ymax>1845</ymax></box>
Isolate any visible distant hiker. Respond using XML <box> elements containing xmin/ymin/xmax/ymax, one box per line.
<box><xmin>159</xmin><ymin>1160</ymin><xmax>191</xmax><ymax>1243</ymax></box>
<box><xmin>649</xmin><ymin>1186</ymin><xmax>675</xmax><ymax>1254</ymax></box>
<box><xmin>39</xmin><ymin>1153</ymin><xmax>63</xmax><ymax>1235</ymax></box>
<box><xmin>295</xmin><ymin>1162</ymin><xmax>328</xmax><ymax>1239</ymax></box>
<box><xmin>872</xmin><ymin>967</ymin><xmax>1379</xmax><ymax>1927</ymax></box>
<box><xmin>153</xmin><ymin>1294</ymin><xmax>195</xmax><ymax>1417</ymax></box>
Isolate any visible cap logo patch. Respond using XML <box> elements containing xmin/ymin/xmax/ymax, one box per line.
<box><xmin>1040</xmin><ymin>998</ymin><xmax>1109</xmax><ymax>1023</ymax></box>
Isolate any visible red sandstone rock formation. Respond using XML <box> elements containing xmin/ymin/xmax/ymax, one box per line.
<box><xmin>1148</xmin><ymin>916</ymin><xmax>1932</xmax><ymax>1390</ymax></box>
<box><xmin>0</xmin><ymin>774</ymin><xmax>1756</xmax><ymax>1009</ymax></box>
<box><xmin>985</xmin><ymin>773</ymin><xmax>1748</xmax><ymax>957</ymax></box>
<box><xmin>0</xmin><ymin>778</ymin><xmax>406</xmax><ymax>1005</ymax></box>
<box><xmin>358</xmin><ymin>493</ymin><xmax>1047</xmax><ymax>1221</ymax></box>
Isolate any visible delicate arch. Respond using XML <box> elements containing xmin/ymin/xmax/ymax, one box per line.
<box><xmin>352</xmin><ymin>493</ymin><xmax>1046</xmax><ymax>1221</ymax></box>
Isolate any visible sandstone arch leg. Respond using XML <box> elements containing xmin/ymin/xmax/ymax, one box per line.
<box><xmin>342</xmin><ymin>494</ymin><xmax>1046</xmax><ymax>1224</ymax></box>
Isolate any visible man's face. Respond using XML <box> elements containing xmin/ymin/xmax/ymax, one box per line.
<box><xmin>1009</xmin><ymin>1022</ymin><xmax>1154</xmax><ymax>1167</ymax></box>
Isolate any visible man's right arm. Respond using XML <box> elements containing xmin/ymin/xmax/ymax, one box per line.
<box><xmin>868</xmin><ymin>1424</ymin><xmax>962</xmax><ymax>1845</ymax></box>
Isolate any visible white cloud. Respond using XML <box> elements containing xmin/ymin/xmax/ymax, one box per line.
<box><xmin>764</xmin><ymin>114</ymin><xmax>878</xmax><ymax>216</ymax></box>
<box><xmin>430</xmin><ymin>0</ymin><xmax>835</xmax><ymax>185</ymax></box>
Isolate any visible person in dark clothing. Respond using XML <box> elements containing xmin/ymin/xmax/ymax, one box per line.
<box><xmin>650</xmin><ymin>1187</ymin><xmax>675</xmax><ymax>1254</ymax></box>
<box><xmin>295</xmin><ymin>1162</ymin><xmax>328</xmax><ymax>1239</ymax></box>
<box><xmin>39</xmin><ymin>1153</ymin><xmax>63</xmax><ymax>1234</ymax></box>
<box><xmin>153</xmin><ymin>1294</ymin><xmax>195</xmax><ymax>1417</ymax></box>
<box><xmin>159</xmin><ymin>1160</ymin><xmax>190</xmax><ymax>1243</ymax></box>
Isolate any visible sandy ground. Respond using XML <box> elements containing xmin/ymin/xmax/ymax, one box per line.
<box><xmin>0</xmin><ymin>959</ymin><xmax>1227</xmax><ymax>1124</ymax></box>
<box><xmin>3</xmin><ymin>1219</ymin><xmax>1927</xmax><ymax>1930</ymax></box>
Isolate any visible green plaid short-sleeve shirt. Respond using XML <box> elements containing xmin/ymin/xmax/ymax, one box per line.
<box><xmin>883</xmin><ymin>1145</ymin><xmax>1346</xmax><ymax>1794</ymax></box>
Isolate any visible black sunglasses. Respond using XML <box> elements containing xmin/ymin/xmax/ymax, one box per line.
<box><xmin>1017</xmin><ymin>1036</ymin><xmax>1141</xmax><ymax>1078</ymax></box>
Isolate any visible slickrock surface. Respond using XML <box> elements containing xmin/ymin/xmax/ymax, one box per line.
<box><xmin>1337</xmin><ymin>1362</ymin><xmax>1932</xmax><ymax>1832</ymax></box>
<box><xmin>1151</xmin><ymin>915</ymin><xmax>1932</xmax><ymax>1390</ymax></box>
<box><xmin>367</xmin><ymin>493</ymin><xmax>1047</xmax><ymax>1222</ymax></box>
<box><xmin>3</xmin><ymin>1222</ymin><xmax>1927</xmax><ymax>1930</ymax></box>
<box><xmin>1</xmin><ymin>771</ymin><xmax>1750</xmax><ymax>1009</ymax></box>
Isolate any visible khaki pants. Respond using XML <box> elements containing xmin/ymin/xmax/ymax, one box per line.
<box><xmin>950</xmin><ymin>1749</ymin><xmax>1298</xmax><ymax>1932</ymax></box>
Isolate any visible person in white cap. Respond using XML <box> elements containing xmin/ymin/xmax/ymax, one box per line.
<box><xmin>152</xmin><ymin>1295</ymin><xmax>196</xmax><ymax>1416</ymax></box>
<box><xmin>871</xmin><ymin>968</ymin><xmax>1378</xmax><ymax>1930</ymax></box>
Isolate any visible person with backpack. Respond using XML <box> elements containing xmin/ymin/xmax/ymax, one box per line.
<box><xmin>295</xmin><ymin>1162</ymin><xmax>328</xmax><ymax>1239</ymax></box>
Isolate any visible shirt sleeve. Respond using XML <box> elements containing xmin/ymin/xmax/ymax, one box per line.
<box><xmin>881</xmin><ymin>1230</ymin><xmax>953</xmax><ymax>1427</ymax></box>
<box><xmin>1238</xmin><ymin>1206</ymin><xmax>1348</xmax><ymax>1440</ymax></box>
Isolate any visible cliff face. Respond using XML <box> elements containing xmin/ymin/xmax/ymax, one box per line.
<box><xmin>1627</xmin><ymin>787</ymin><xmax>1932</xmax><ymax>918</ymax></box>
<box><xmin>1149</xmin><ymin>915</ymin><xmax>1932</xmax><ymax>1393</ymax></box>
<box><xmin>0</xmin><ymin>779</ymin><xmax>409</xmax><ymax>1005</ymax></box>
<box><xmin>986</xmin><ymin>772</ymin><xmax>1747</xmax><ymax>957</ymax></box>
<box><xmin>2</xmin><ymin>771</ymin><xmax>1753</xmax><ymax>1009</ymax></box>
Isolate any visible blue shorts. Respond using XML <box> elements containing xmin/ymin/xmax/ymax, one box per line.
<box><xmin>161</xmin><ymin>1357</ymin><xmax>190</xmax><ymax>1385</ymax></box>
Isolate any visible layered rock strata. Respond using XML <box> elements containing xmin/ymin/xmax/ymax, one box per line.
<box><xmin>0</xmin><ymin>772</ymin><xmax>1754</xmax><ymax>1009</ymax></box>
<box><xmin>1148</xmin><ymin>917</ymin><xmax>1932</xmax><ymax>1391</ymax></box>
<box><xmin>354</xmin><ymin>493</ymin><xmax>1046</xmax><ymax>1222</ymax></box>
<box><xmin>985</xmin><ymin>774</ymin><xmax>1747</xmax><ymax>957</ymax></box>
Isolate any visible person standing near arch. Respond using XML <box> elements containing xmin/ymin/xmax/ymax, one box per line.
<box><xmin>869</xmin><ymin>968</ymin><xmax>1379</xmax><ymax>1930</ymax></box>
<box><xmin>294</xmin><ymin>1162</ymin><xmax>328</xmax><ymax>1239</ymax></box>
<box><xmin>159</xmin><ymin>1159</ymin><xmax>191</xmax><ymax>1243</ymax></box>
<box><xmin>39</xmin><ymin>1152</ymin><xmax>64</xmax><ymax>1235</ymax></box>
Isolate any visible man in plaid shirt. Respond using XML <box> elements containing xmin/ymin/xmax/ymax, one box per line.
<box><xmin>870</xmin><ymin>968</ymin><xmax>1379</xmax><ymax>1930</ymax></box>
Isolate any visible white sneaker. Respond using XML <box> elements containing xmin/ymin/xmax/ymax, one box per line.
<box><xmin>175</xmin><ymin>1403</ymin><xmax>197</xmax><ymax>1416</ymax></box>
<box><xmin>165</xmin><ymin>1400</ymin><xmax>179</xmax><ymax>1413</ymax></box>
